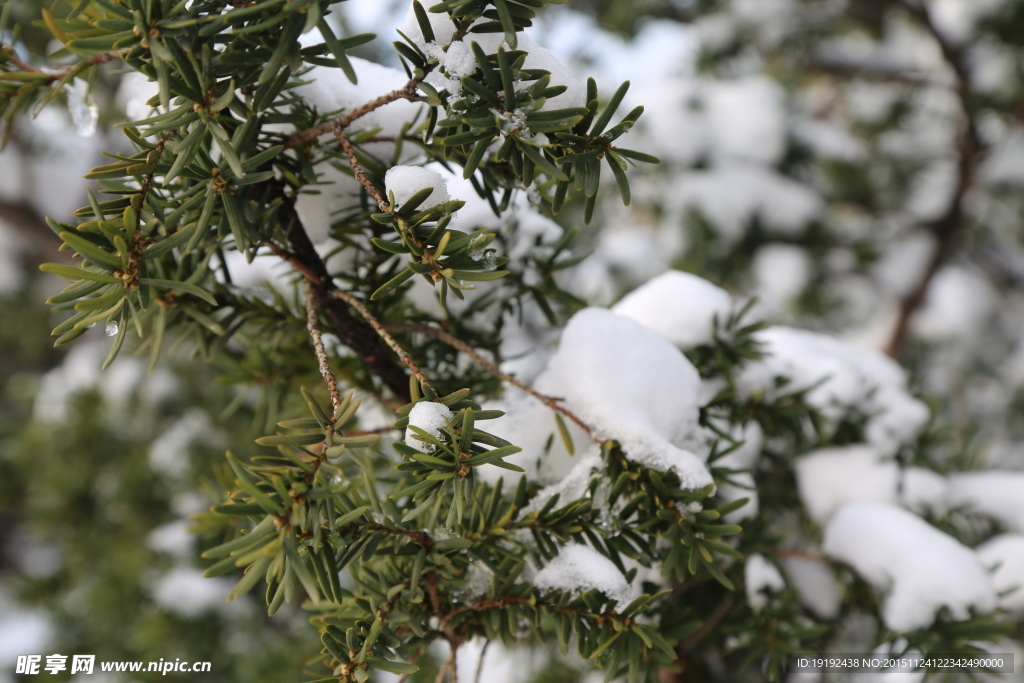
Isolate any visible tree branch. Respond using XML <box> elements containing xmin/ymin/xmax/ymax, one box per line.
<box><xmin>304</xmin><ymin>280</ymin><xmax>343</xmax><ymax>417</ymax></box>
<box><xmin>335</xmin><ymin>127</ymin><xmax>389</xmax><ymax>212</ymax></box>
<box><xmin>283</xmin><ymin>78</ymin><xmax>428</xmax><ymax>150</ymax></box>
<box><xmin>331</xmin><ymin>290</ymin><xmax>434</xmax><ymax>394</ymax></box>
<box><xmin>383</xmin><ymin>321</ymin><xmax>594</xmax><ymax>437</ymax></box>
<box><xmin>267</xmin><ymin>184</ymin><xmax>412</xmax><ymax>399</ymax></box>
<box><xmin>886</xmin><ymin>0</ymin><xmax>985</xmax><ymax>358</ymax></box>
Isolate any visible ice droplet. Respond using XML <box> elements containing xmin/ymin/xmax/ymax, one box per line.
<box><xmin>67</xmin><ymin>79</ymin><xmax>98</xmax><ymax>138</ymax></box>
<box><xmin>105</xmin><ymin>321</ymin><xmax>119</xmax><ymax>337</ymax></box>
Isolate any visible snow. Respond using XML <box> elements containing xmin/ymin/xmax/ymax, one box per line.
<box><xmin>520</xmin><ymin>450</ymin><xmax>603</xmax><ymax>515</ymax></box>
<box><xmin>795</xmin><ymin>445</ymin><xmax>952</xmax><ymax>523</ymax></box>
<box><xmin>673</xmin><ymin>163</ymin><xmax>823</xmax><ymax>243</ymax></box>
<box><xmin>147</xmin><ymin>520</ymin><xmax>195</xmax><ymax>558</ymax></box>
<box><xmin>149</xmin><ymin>410</ymin><xmax>219</xmax><ymax>480</ymax></box>
<box><xmin>745</xmin><ymin>554</ymin><xmax>786</xmax><ymax>611</ymax></box>
<box><xmin>822</xmin><ymin>501</ymin><xmax>997</xmax><ymax>631</ymax></box>
<box><xmin>453</xmin><ymin>564</ymin><xmax>494</xmax><ymax>604</ymax></box>
<box><xmin>899</xmin><ymin>467</ymin><xmax>948</xmax><ymax>515</ymax></box>
<box><xmin>738</xmin><ymin>326</ymin><xmax>930</xmax><ymax>454</ymax></box>
<box><xmin>912</xmin><ymin>266</ymin><xmax>997</xmax><ymax>344</ymax></box>
<box><xmin>795</xmin><ymin>445</ymin><xmax>899</xmax><ymax>525</ymax></box>
<box><xmin>404</xmin><ymin>401</ymin><xmax>453</xmax><ymax>453</ymax></box>
<box><xmin>905</xmin><ymin>160</ymin><xmax>957</xmax><ymax>222</ymax></box>
<box><xmin>752</xmin><ymin>244</ymin><xmax>812</xmax><ymax>313</ymax></box>
<box><xmin>947</xmin><ymin>471</ymin><xmax>1024</xmax><ymax>532</ymax></box>
<box><xmin>384</xmin><ymin>165</ymin><xmax>450</xmax><ymax>210</ymax></box>
<box><xmin>0</xmin><ymin>590</ymin><xmax>52</xmax><ymax>677</ymax></box>
<box><xmin>928</xmin><ymin>0</ymin><xmax>1007</xmax><ymax>44</ymax></box>
<box><xmin>872</xmin><ymin>230</ymin><xmax>937</xmax><ymax>299</ymax></box>
<box><xmin>611</xmin><ymin>270</ymin><xmax>732</xmax><ymax>348</ymax></box>
<box><xmin>782</xmin><ymin>557</ymin><xmax>842</xmax><ymax>619</ymax></box>
<box><xmin>532</xmin><ymin>308</ymin><xmax>713</xmax><ymax>490</ymax></box>
<box><xmin>150</xmin><ymin>567</ymin><xmax>238</xmax><ymax>619</ymax></box>
<box><xmin>976</xmin><ymin>534</ymin><xmax>1024</xmax><ymax>612</ymax></box>
<box><xmin>33</xmin><ymin>340</ymin><xmax>178</xmax><ymax>425</ymax></box>
<box><xmin>533</xmin><ymin>543</ymin><xmax>634</xmax><ymax>605</ymax></box>
<box><xmin>706</xmin><ymin>76</ymin><xmax>787</xmax><ymax>166</ymax></box>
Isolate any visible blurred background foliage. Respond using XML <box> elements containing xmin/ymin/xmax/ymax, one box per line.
<box><xmin>3</xmin><ymin>0</ymin><xmax>1024</xmax><ymax>681</ymax></box>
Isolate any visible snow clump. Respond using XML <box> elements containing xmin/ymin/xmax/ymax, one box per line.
<box><xmin>822</xmin><ymin>501</ymin><xmax>997</xmax><ymax>632</ymax></box>
<box><xmin>738</xmin><ymin>326</ymin><xmax>929</xmax><ymax>453</ymax></box>
<box><xmin>384</xmin><ymin>165</ymin><xmax>451</xmax><ymax>211</ymax></box>
<box><xmin>745</xmin><ymin>554</ymin><xmax>786</xmax><ymax>611</ymax></box>
<box><xmin>611</xmin><ymin>270</ymin><xmax>733</xmax><ymax>348</ymax></box>
<box><xmin>405</xmin><ymin>401</ymin><xmax>453</xmax><ymax>454</ymax></box>
<box><xmin>533</xmin><ymin>543</ymin><xmax>634</xmax><ymax>605</ymax></box>
<box><xmin>976</xmin><ymin>534</ymin><xmax>1024</xmax><ymax>612</ymax></box>
<box><xmin>795</xmin><ymin>444</ymin><xmax>951</xmax><ymax>524</ymax></box>
<box><xmin>947</xmin><ymin>471</ymin><xmax>1024</xmax><ymax>532</ymax></box>
<box><xmin>532</xmin><ymin>308</ymin><xmax>713</xmax><ymax>490</ymax></box>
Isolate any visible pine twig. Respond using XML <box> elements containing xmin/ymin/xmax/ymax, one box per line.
<box><xmin>283</xmin><ymin>77</ymin><xmax>429</xmax><ymax>149</ymax></box>
<box><xmin>304</xmin><ymin>280</ymin><xmax>343</xmax><ymax>418</ymax></box>
<box><xmin>383</xmin><ymin>322</ymin><xmax>594</xmax><ymax>436</ymax></box>
<box><xmin>335</xmin><ymin>127</ymin><xmax>389</xmax><ymax>212</ymax></box>
<box><xmin>330</xmin><ymin>290</ymin><xmax>434</xmax><ymax>394</ymax></box>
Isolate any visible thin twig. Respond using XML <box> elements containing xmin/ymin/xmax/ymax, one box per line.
<box><xmin>473</xmin><ymin>640</ymin><xmax>490</xmax><ymax>683</ymax></box>
<box><xmin>304</xmin><ymin>280</ymin><xmax>343</xmax><ymax>418</ymax></box>
<box><xmin>0</xmin><ymin>47</ymin><xmax>123</xmax><ymax>79</ymax></box>
<box><xmin>283</xmin><ymin>77</ymin><xmax>429</xmax><ymax>149</ymax></box>
<box><xmin>384</xmin><ymin>322</ymin><xmax>594</xmax><ymax>436</ymax></box>
<box><xmin>335</xmin><ymin>127</ymin><xmax>389</xmax><ymax>212</ymax></box>
<box><xmin>331</xmin><ymin>290</ymin><xmax>433</xmax><ymax>394</ymax></box>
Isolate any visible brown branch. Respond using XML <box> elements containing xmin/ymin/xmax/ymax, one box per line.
<box><xmin>283</xmin><ymin>79</ymin><xmax>428</xmax><ymax>149</ymax></box>
<box><xmin>1</xmin><ymin>47</ymin><xmax>124</xmax><ymax>79</ymax></box>
<box><xmin>264</xmin><ymin>184</ymin><xmax>412</xmax><ymax>399</ymax></box>
<box><xmin>886</xmin><ymin>0</ymin><xmax>984</xmax><ymax>358</ymax></box>
<box><xmin>335</xmin><ymin>127</ymin><xmax>389</xmax><ymax>212</ymax></box>
<box><xmin>383</xmin><ymin>322</ymin><xmax>594</xmax><ymax>436</ymax></box>
<box><xmin>331</xmin><ymin>290</ymin><xmax>433</xmax><ymax>393</ymax></box>
<box><xmin>304</xmin><ymin>280</ymin><xmax>343</xmax><ymax>417</ymax></box>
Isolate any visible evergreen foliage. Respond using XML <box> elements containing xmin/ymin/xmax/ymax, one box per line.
<box><xmin>2</xmin><ymin>1</ymin><xmax>1024</xmax><ymax>683</ymax></box>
